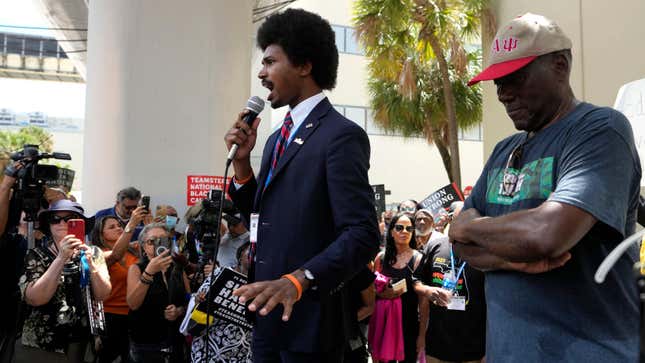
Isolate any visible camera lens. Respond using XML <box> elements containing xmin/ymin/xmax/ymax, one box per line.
<box><xmin>156</xmin><ymin>246</ymin><xmax>168</xmax><ymax>256</ymax></box>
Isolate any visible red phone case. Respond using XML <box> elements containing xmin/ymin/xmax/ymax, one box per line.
<box><xmin>67</xmin><ymin>219</ymin><xmax>85</xmax><ymax>243</ymax></box>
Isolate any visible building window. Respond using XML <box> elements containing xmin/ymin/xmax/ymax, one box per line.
<box><xmin>334</xmin><ymin>104</ymin><xmax>381</xmax><ymax>134</ymax></box>
<box><xmin>458</xmin><ymin>124</ymin><xmax>483</xmax><ymax>141</ymax></box>
<box><xmin>332</xmin><ymin>25</ymin><xmax>365</xmax><ymax>55</ymax></box>
<box><xmin>334</xmin><ymin>104</ymin><xmax>482</xmax><ymax>140</ymax></box>
<box><xmin>365</xmin><ymin>110</ymin><xmax>386</xmax><ymax>136</ymax></box>
<box><xmin>345</xmin><ymin>106</ymin><xmax>366</xmax><ymax>130</ymax></box>
<box><xmin>332</xmin><ymin>25</ymin><xmax>345</xmax><ymax>52</ymax></box>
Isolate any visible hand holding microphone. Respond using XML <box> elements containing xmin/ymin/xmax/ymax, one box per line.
<box><xmin>225</xmin><ymin>96</ymin><xmax>265</xmax><ymax>164</ymax></box>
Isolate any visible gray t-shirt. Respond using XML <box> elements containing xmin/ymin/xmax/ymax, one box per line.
<box><xmin>465</xmin><ymin>102</ymin><xmax>641</xmax><ymax>362</ymax></box>
<box><xmin>216</xmin><ymin>231</ymin><xmax>249</xmax><ymax>268</ymax></box>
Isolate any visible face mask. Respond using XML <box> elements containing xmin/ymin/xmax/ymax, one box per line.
<box><xmin>166</xmin><ymin>216</ymin><xmax>178</xmax><ymax>230</ymax></box>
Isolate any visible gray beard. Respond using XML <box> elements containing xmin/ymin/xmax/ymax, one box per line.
<box><xmin>415</xmin><ymin>228</ymin><xmax>432</xmax><ymax>237</ymax></box>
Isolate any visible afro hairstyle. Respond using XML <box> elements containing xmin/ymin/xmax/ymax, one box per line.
<box><xmin>257</xmin><ymin>8</ymin><xmax>339</xmax><ymax>90</ymax></box>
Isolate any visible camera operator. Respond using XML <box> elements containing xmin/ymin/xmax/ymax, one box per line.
<box><xmin>17</xmin><ymin>200</ymin><xmax>112</xmax><ymax>362</ymax></box>
<box><xmin>0</xmin><ymin>162</ymin><xmax>18</xmax><ymax>236</ymax></box>
<box><xmin>126</xmin><ymin>223</ymin><xmax>189</xmax><ymax>363</ymax></box>
<box><xmin>0</xmin><ymin>161</ymin><xmax>24</xmax><ymax>363</ymax></box>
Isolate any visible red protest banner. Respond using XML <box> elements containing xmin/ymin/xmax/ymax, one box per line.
<box><xmin>186</xmin><ymin>175</ymin><xmax>231</xmax><ymax>206</ymax></box>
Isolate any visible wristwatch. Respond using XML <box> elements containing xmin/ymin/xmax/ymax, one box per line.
<box><xmin>300</xmin><ymin>268</ymin><xmax>316</xmax><ymax>287</ymax></box>
<box><xmin>124</xmin><ymin>225</ymin><xmax>133</xmax><ymax>233</ymax></box>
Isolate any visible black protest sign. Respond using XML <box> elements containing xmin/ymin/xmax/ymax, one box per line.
<box><xmin>419</xmin><ymin>182</ymin><xmax>464</xmax><ymax>216</ymax></box>
<box><xmin>372</xmin><ymin>184</ymin><xmax>386</xmax><ymax>217</ymax></box>
<box><xmin>197</xmin><ymin>267</ymin><xmax>252</xmax><ymax>330</ymax></box>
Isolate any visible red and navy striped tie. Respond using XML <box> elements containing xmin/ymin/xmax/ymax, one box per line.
<box><xmin>271</xmin><ymin>111</ymin><xmax>293</xmax><ymax>170</ymax></box>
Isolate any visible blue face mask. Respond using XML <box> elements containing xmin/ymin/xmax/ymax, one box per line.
<box><xmin>166</xmin><ymin>215</ymin><xmax>178</xmax><ymax>230</ymax></box>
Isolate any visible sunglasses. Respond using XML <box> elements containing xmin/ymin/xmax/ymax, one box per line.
<box><xmin>48</xmin><ymin>214</ymin><xmax>80</xmax><ymax>224</ymax></box>
<box><xmin>399</xmin><ymin>206</ymin><xmax>416</xmax><ymax>213</ymax></box>
<box><xmin>393</xmin><ymin>224</ymin><xmax>414</xmax><ymax>233</ymax></box>
<box><xmin>499</xmin><ymin>140</ymin><xmax>526</xmax><ymax>197</ymax></box>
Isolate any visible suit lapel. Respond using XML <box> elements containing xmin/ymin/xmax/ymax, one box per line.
<box><xmin>254</xmin><ymin>130</ymin><xmax>279</xmax><ymax>207</ymax></box>
<box><xmin>263</xmin><ymin>98</ymin><xmax>332</xmax><ymax>194</ymax></box>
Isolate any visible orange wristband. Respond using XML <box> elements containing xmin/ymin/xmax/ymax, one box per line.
<box><xmin>234</xmin><ymin>173</ymin><xmax>253</xmax><ymax>185</ymax></box>
<box><xmin>281</xmin><ymin>273</ymin><xmax>303</xmax><ymax>301</ymax></box>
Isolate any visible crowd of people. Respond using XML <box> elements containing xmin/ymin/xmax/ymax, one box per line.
<box><xmin>0</xmin><ymin>162</ymin><xmax>489</xmax><ymax>363</ymax></box>
<box><xmin>0</xmin><ymin>182</ymin><xmax>261</xmax><ymax>362</ymax></box>
<box><xmin>0</xmin><ymin>8</ymin><xmax>642</xmax><ymax>363</ymax></box>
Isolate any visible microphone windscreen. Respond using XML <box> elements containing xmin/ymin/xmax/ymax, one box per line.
<box><xmin>246</xmin><ymin>96</ymin><xmax>265</xmax><ymax>114</ymax></box>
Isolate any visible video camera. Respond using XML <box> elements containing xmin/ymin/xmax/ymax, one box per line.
<box><xmin>188</xmin><ymin>189</ymin><xmax>241</xmax><ymax>290</ymax></box>
<box><xmin>192</xmin><ymin>189</ymin><xmax>226</xmax><ymax>261</ymax></box>
<box><xmin>9</xmin><ymin>144</ymin><xmax>71</xmax><ymax>222</ymax></box>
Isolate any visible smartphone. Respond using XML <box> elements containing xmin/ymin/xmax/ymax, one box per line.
<box><xmin>155</xmin><ymin>237</ymin><xmax>171</xmax><ymax>256</ymax></box>
<box><xmin>391</xmin><ymin>278</ymin><xmax>407</xmax><ymax>294</ymax></box>
<box><xmin>67</xmin><ymin>219</ymin><xmax>85</xmax><ymax>243</ymax></box>
<box><xmin>141</xmin><ymin>195</ymin><xmax>151</xmax><ymax>211</ymax></box>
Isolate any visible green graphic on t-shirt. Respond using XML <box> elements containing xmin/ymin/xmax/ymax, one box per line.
<box><xmin>486</xmin><ymin>157</ymin><xmax>554</xmax><ymax>205</ymax></box>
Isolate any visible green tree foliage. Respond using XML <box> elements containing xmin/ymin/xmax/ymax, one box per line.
<box><xmin>354</xmin><ymin>0</ymin><xmax>493</xmax><ymax>187</ymax></box>
<box><xmin>0</xmin><ymin>126</ymin><xmax>54</xmax><ymax>176</ymax></box>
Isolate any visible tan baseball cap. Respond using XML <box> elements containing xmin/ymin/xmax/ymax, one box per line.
<box><xmin>468</xmin><ymin>13</ymin><xmax>572</xmax><ymax>86</ymax></box>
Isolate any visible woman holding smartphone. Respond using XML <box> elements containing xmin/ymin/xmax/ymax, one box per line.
<box><xmin>18</xmin><ymin>200</ymin><xmax>111</xmax><ymax>362</ymax></box>
<box><xmin>90</xmin><ymin>207</ymin><xmax>146</xmax><ymax>363</ymax></box>
<box><xmin>126</xmin><ymin>223</ymin><xmax>189</xmax><ymax>363</ymax></box>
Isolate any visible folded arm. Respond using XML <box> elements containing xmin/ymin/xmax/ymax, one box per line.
<box><xmin>450</xmin><ymin>203</ymin><xmax>588</xmax><ymax>272</ymax></box>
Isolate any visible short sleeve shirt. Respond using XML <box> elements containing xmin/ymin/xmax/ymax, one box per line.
<box><xmin>19</xmin><ymin>242</ymin><xmax>105</xmax><ymax>352</ymax></box>
<box><xmin>465</xmin><ymin>103</ymin><xmax>641</xmax><ymax>362</ymax></box>
<box><xmin>414</xmin><ymin>237</ymin><xmax>486</xmax><ymax>361</ymax></box>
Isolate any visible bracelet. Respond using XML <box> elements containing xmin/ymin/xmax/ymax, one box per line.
<box><xmin>234</xmin><ymin>173</ymin><xmax>253</xmax><ymax>185</ymax></box>
<box><xmin>281</xmin><ymin>274</ymin><xmax>302</xmax><ymax>301</ymax></box>
<box><xmin>139</xmin><ymin>276</ymin><xmax>153</xmax><ymax>285</ymax></box>
<box><xmin>142</xmin><ymin>270</ymin><xmax>154</xmax><ymax>277</ymax></box>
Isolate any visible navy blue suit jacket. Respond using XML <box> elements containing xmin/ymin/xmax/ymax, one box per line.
<box><xmin>229</xmin><ymin>98</ymin><xmax>380</xmax><ymax>352</ymax></box>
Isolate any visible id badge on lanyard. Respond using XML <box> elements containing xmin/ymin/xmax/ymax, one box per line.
<box><xmin>249</xmin><ymin>213</ymin><xmax>259</xmax><ymax>263</ymax></box>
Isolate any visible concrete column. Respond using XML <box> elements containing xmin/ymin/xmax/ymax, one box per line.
<box><xmin>83</xmin><ymin>0</ymin><xmax>253</xmax><ymax>214</ymax></box>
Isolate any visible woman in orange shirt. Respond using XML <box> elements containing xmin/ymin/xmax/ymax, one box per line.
<box><xmin>90</xmin><ymin>207</ymin><xmax>146</xmax><ymax>363</ymax></box>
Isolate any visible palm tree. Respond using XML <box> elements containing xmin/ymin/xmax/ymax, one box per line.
<box><xmin>354</xmin><ymin>0</ymin><xmax>493</xmax><ymax>187</ymax></box>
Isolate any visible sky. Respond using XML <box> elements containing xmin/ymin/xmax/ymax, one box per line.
<box><xmin>0</xmin><ymin>0</ymin><xmax>85</xmax><ymax>119</ymax></box>
<box><xmin>0</xmin><ymin>0</ymin><xmax>54</xmax><ymax>37</ymax></box>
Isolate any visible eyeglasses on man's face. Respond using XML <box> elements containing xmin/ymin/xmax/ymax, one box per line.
<box><xmin>123</xmin><ymin>204</ymin><xmax>138</xmax><ymax>211</ymax></box>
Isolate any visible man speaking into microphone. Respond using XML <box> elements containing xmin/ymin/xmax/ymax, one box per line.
<box><xmin>224</xmin><ymin>8</ymin><xmax>380</xmax><ymax>363</ymax></box>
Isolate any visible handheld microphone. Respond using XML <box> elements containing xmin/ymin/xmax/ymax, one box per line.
<box><xmin>227</xmin><ymin>96</ymin><xmax>265</xmax><ymax>163</ymax></box>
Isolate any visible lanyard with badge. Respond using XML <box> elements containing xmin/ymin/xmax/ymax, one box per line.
<box><xmin>443</xmin><ymin>246</ymin><xmax>467</xmax><ymax>311</ymax></box>
<box><xmin>249</xmin><ymin>213</ymin><xmax>259</xmax><ymax>264</ymax></box>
